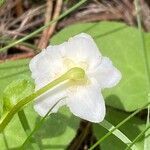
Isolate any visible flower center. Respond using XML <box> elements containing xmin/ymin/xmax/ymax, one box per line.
<box><xmin>63</xmin><ymin>58</ymin><xmax>88</xmax><ymax>71</ymax></box>
<box><xmin>66</xmin><ymin>67</ymin><xmax>85</xmax><ymax>81</ymax></box>
<box><xmin>63</xmin><ymin>58</ymin><xmax>75</xmax><ymax>69</ymax></box>
<box><xmin>63</xmin><ymin>58</ymin><xmax>90</xmax><ymax>86</ymax></box>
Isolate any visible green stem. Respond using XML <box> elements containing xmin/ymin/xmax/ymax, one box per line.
<box><xmin>125</xmin><ymin>124</ymin><xmax>150</xmax><ymax>150</ymax></box>
<box><xmin>21</xmin><ymin>97</ymin><xmax>65</xmax><ymax>149</ymax></box>
<box><xmin>18</xmin><ymin>110</ymin><xmax>31</xmax><ymax>136</ymax></box>
<box><xmin>134</xmin><ymin>0</ymin><xmax>150</xmax><ymax>86</ymax></box>
<box><xmin>0</xmin><ymin>67</ymin><xmax>85</xmax><ymax>132</ymax></box>
<box><xmin>134</xmin><ymin>0</ymin><xmax>150</xmax><ymax>149</ymax></box>
<box><xmin>2</xmin><ymin>132</ymin><xmax>9</xmax><ymax>150</ymax></box>
<box><xmin>18</xmin><ymin>110</ymin><xmax>39</xmax><ymax>150</ymax></box>
<box><xmin>0</xmin><ymin>0</ymin><xmax>87</xmax><ymax>53</ymax></box>
<box><xmin>89</xmin><ymin>101</ymin><xmax>150</xmax><ymax>150</ymax></box>
<box><xmin>144</xmin><ymin>94</ymin><xmax>150</xmax><ymax>150</ymax></box>
<box><xmin>0</xmin><ymin>37</ymin><xmax>39</xmax><ymax>52</ymax></box>
<box><xmin>100</xmin><ymin>119</ymin><xmax>137</xmax><ymax>150</ymax></box>
<box><xmin>0</xmin><ymin>74</ymin><xmax>66</xmax><ymax>132</ymax></box>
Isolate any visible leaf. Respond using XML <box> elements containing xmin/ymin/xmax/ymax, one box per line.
<box><xmin>0</xmin><ymin>59</ymin><xmax>30</xmax><ymax>99</ymax></box>
<box><xmin>0</xmin><ymin>106</ymin><xmax>79</xmax><ymax>150</ymax></box>
<box><xmin>0</xmin><ymin>21</ymin><xmax>149</xmax><ymax>149</ymax></box>
<box><xmin>50</xmin><ymin>21</ymin><xmax>150</xmax><ymax>111</ymax></box>
<box><xmin>2</xmin><ymin>78</ymin><xmax>34</xmax><ymax>113</ymax></box>
<box><xmin>0</xmin><ymin>60</ymin><xmax>79</xmax><ymax>150</ymax></box>
<box><xmin>93</xmin><ymin>107</ymin><xmax>145</xmax><ymax>150</ymax></box>
<box><xmin>0</xmin><ymin>59</ymin><xmax>31</xmax><ymax>117</ymax></box>
<box><xmin>1</xmin><ymin>22</ymin><xmax>149</xmax><ymax>111</ymax></box>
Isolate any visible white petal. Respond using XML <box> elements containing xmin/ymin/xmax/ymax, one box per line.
<box><xmin>34</xmin><ymin>82</ymin><xmax>67</xmax><ymax>117</ymax></box>
<box><xmin>90</xmin><ymin>57</ymin><xmax>122</xmax><ymax>89</ymax></box>
<box><xmin>29</xmin><ymin>44</ymin><xmax>65</xmax><ymax>89</ymax></box>
<box><xmin>29</xmin><ymin>49</ymin><xmax>51</xmax><ymax>79</ymax></box>
<box><xmin>62</xmin><ymin>33</ymin><xmax>101</xmax><ymax>70</ymax></box>
<box><xmin>66</xmin><ymin>79</ymin><xmax>105</xmax><ymax>123</ymax></box>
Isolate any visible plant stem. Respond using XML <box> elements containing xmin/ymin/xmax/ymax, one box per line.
<box><xmin>144</xmin><ymin>94</ymin><xmax>150</xmax><ymax>150</ymax></box>
<box><xmin>0</xmin><ymin>37</ymin><xmax>39</xmax><ymax>52</ymax></box>
<box><xmin>3</xmin><ymin>75</ymin><xmax>66</xmax><ymax>131</ymax></box>
<box><xmin>21</xmin><ymin>97</ymin><xmax>64</xmax><ymax>149</ymax></box>
<box><xmin>100</xmin><ymin>119</ymin><xmax>137</xmax><ymax>150</ymax></box>
<box><xmin>125</xmin><ymin>124</ymin><xmax>150</xmax><ymax>150</ymax></box>
<box><xmin>18</xmin><ymin>110</ymin><xmax>31</xmax><ymax>136</ymax></box>
<box><xmin>0</xmin><ymin>72</ymin><xmax>67</xmax><ymax>132</ymax></box>
<box><xmin>2</xmin><ymin>132</ymin><xmax>9</xmax><ymax>150</ymax></box>
<box><xmin>89</xmin><ymin>101</ymin><xmax>150</xmax><ymax>150</ymax></box>
<box><xmin>18</xmin><ymin>110</ymin><xmax>39</xmax><ymax>150</ymax></box>
<box><xmin>0</xmin><ymin>67</ymin><xmax>84</xmax><ymax>132</ymax></box>
<box><xmin>134</xmin><ymin>0</ymin><xmax>150</xmax><ymax>85</ymax></box>
<box><xmin>0</xmin><ymin>0</ymin><xmax>87</xmax><ymax>53</ymax></box>
<box><xmin>134</xmin><ymin>1</ymin><xmax>150</xmax><ymax>149</ymax></box>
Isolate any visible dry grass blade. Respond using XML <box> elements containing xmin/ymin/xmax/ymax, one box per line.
<box><xmin>58</xmin><ymin>0</ymin><xmax>135</xmax><ymax>29</ymax></box>
<box><xmin>15</xmin><ymin>0</ymin><xmax>23</xmax><ymax>16</ymax></box>
<box><xmin>38</xmin><ymin>0</ymin><xmax>53</xmax><ymax>49</ymax></box>
<box><xmin>140</xmin><ymin>0</ymin><xmax>150</xmax><ymax>31</ymax></box>
<box><xmin>0</xmin><ymin>3</ymin><xmax>45</xmax><ymax>38</ymax></box>
<box><xmin>38</xmin><ymin>0</ymin><xmax>63</xmax><ymax>49</ymax></box>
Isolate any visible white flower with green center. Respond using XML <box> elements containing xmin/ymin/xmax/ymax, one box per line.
<box><xmin>29</xmin><ymin>33</ymin><xmax>121</xmax><ymax>123</ymax></box>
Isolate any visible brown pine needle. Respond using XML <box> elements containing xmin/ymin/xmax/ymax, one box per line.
<box><xmin>38</xmin><ymin>0</ymin><xmax>63</xmax><ymax>50</ymax></box>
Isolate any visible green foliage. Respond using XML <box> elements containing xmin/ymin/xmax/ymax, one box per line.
<box><xmin>0</xmin><ymin>59</ymin><xmax>30</xmax><ymax>116</ymax></box>
<box><xmin>0</xmin><ymin>59</ymin><xmax>79</xmax><ymax>150</ymax></box>
<box><xmin>51</xmin><ymin>21</ymin><xmax>150</xmax><ymax>111</ymax></box>
<box><xmin>0</xmin><ymin>0</ymin><xmax>5</xmax><ymax>6</ymax></box>
<box><xmin>93</xmin><ymin>107</ymin><xmax>145</xmax><ymax>150</ymax></box>
<box><xmin>0</xmin><ymin>59</ymin><xmax>30</xmax><ymax>95</ymax></box>
<box><xmin>2</xmin><ymin>78</ymin><xmax>34</xmax><ymax>113</ymax></box>
<box><xmin>99</xmin><ymin>119</ymin><xmax>136</xmax><ymax>150</ymax></box>
<box><xmin>0</xmin><ymin>106</ymin><xmax>79</xmax><ymax>150</ymax></box>
<box><xmin>1</xmin><ymin>21</ymin><xmax>149</xmax><ymax>111</ymax></box>
<box><xmin>0</xmin><ymin>21</ymin><xmax>149</xmax><ymax>149</ymax></box>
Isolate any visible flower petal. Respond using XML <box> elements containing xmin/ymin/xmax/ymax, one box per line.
<box><xmin>66</xmin><ymin>79</ymin><xmax>105</xmax><ymax>123</ymax></box>
<box><xmin>29</xmin><ymin>49</ymin><xmax>51</xmax><ymax>79</ymax></box>
<box><xmin>61</xmin><ymin>33</ymin><xmax>102</xmax><ymax>70</ymax></box>
<box><xmin>29</xmin><ymin>44</ymin><xmax>65</xmax><ymax>89</ymax></box>
<box><xmin>34</xmin><ymin>82</ymin><xmax>67</xmax><ymax>117</ymax></box>
<box><xmin>89</xmin><ymin>57</ymin><xmax>122</xmax><ymax>88</ymax></box>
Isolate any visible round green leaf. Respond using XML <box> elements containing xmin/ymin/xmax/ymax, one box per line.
<box><xmin>3</xmin><ymin>78</ymin><xmax>34</xmax><ymax>112</ymax></box>
<box><xmin>0</xmin><ymin>106</ymin><xmax>79</xmax><ymax>150</ymax></box>
<box><xmin>51</xmin><ymin>21</ymin><xmax>150</xmax><ymax>111</ymax></box>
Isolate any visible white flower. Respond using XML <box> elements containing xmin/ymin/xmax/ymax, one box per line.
<box><xmin>29</xmin><ymin>33</ymin><xmax>121</xmax><ymax>123</ymax></box>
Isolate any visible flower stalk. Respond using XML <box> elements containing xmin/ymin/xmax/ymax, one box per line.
<box><xmin>134</xmin><ymin>0</ymin><xmax>150</xmax><ymax>149</ymax></box>
<box><xmin>0</xmin><ymin>67</ymin><xmax>85</xmax><ymax>132</ymax></box>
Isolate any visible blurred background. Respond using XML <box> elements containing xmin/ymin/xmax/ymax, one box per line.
<box><xmin>0</xmin><ymin>0</ymin><xmax>150</xmax><ymax>61</ymax></box>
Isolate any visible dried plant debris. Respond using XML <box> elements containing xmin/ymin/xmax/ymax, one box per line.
<box><xmin>59</xmin><ymin>0</ymin><xmax>150</xmax><ymax>31</ymax></box>
<box><xmin>0</xmin><ymin>0</ymin><xmax>150</xmax><ymax>61</ymax></box>
<box><xmin>0</xmin><ymin>1</ymin><xmax>45</xmax><ymax>38</ymax></box>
